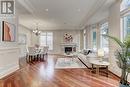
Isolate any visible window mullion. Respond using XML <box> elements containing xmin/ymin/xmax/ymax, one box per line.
<box><xmin>46</xmin><ymin>32</ymin><xmax>47</xmax><ymax>46</ymax></box>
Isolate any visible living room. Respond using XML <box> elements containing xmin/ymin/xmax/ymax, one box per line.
<box><xmin>0</xmin><ymin>0</ymin><xmax>130</xmax><ymax>87</ymax></box>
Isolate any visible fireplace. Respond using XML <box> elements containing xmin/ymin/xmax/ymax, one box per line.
<box><xmin>61</xmin><ymin>43</ymin><xmax>77</xmax><ymax>54</ymax></box>
<box><xmin>65</xmin><ymin>47</ymin><xmax>72</xmax><ymax>53</ymax></box>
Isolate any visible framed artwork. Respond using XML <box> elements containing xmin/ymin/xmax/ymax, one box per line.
<box><xmin>2</xmin><ymin>21</ymin><xmax>16</xmax><ymax>42</ymax></box>
<box><xmin>18</xmin><ymin>34</ymin><xmax>27</xmax><ymax>45</ymax></box>
<box><xmin>64</xmin><ymin>33</ymin><xmax>73</xmax><ymax>42</ymax></box>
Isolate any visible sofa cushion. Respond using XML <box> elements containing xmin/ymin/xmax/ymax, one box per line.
<box><xmin>77</xmin><ymin>53</ymin><xmax>96</xmax><ymax>68</ymax></box>
<box><xmin>81</xmin><ymin>49</ymin><xmax>92</xmax><ymax>55</ymax></box>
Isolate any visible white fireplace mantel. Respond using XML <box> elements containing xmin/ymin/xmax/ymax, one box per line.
<box><xmin>61</xmin><ymin>43</ymin><xmax>77</xmax><ymax>47</ymax></box>
<box><xmin>60</xmin><ymin>43</ymin><xmax>78</xmax><ymax>54</ymax></box>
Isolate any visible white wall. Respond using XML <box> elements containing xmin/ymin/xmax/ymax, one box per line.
<box><xmin>85</xmin><ymin>24</ymin><xmax>100</xmax><ymax>49</ymax></box>
<box><xmin>31</xmin><ymin>30</ymin><xmax>82</xmax><ymax>54</ymax></box>
<box><xmin>18</xmin><ymin>25</ymin><xmax>32</xmax><ymax>57</ymax></box>
<box><xmin>86</xmin><ymin>26</ymin><xmax>92</xmax><ymax>48</ymax></box>
<box><xmin>80</xmin><ymin>30</ymin><xmax>84</xmax><ymax>50</ymax></box>
<box><xmin>0</xmin><ymin>15</ymin><xmax>19</xmax><ymax>78</ymax></box>
<box><xmin>108</xmin><ymin>0</ymin><xmax>130</xmax><ymax>81</ymax></box>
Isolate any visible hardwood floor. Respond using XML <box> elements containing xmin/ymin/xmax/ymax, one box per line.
<box><xmin>0</xmin><ymin>55</ymin><xmax>120</xmax><ymax>87</ymax></box>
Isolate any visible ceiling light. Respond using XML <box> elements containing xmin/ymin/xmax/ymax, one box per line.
<box><xmin>45</xmin><ymin>9</ymin><xmax>49</xmax><ymax>12</ymax></box>
<box><xmin>33</xmin><ymin>23</ymin><xmax>41</xmax><ymax>36</ymax></box>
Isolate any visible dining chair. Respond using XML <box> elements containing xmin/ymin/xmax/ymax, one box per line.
<box><xmin>39</xmin><ymin>46</ymin><xmax>49</xmax><ymax>61</ymax></box>
<box><xmin>26</xmin><ymin>47</ymin><xmax>38</xmax><ymax>62</ymax></box>
<box><xmin>34</xmin><ymin>47</ymin><xmax>42</xmax><ymax>61</ymax></box>
<box><xmin>44</xmin><ymin>46</ymin><xmax>49</xmax><ymax>55</ymax></box>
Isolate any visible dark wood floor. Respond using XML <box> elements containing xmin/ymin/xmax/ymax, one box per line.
<box><xmin>0</xmin><ymin>55</ymin><xmax>120</xmax><ymax>87</ymax></box>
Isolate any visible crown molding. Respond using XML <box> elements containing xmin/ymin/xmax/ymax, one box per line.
<box><xmin>17</xmin><ymin>0</ymin><xmax>39</xmax><ymax>21</ymax></box>
<box><xmin>17</xmin><ymin>0</ymin><xmax>34</xmax><ymax>13</ymax></box>
<box><xmin>18</xmin><ymin>24</ymin><xmax>32</xmax><ymax>31</ymax></box>
<box><xmin>79</xmin><ymin>0</ymin><xmax>107</xmax><ymax>29</ymax></box>
<box><xmin>116</xmin><ymin>0</ymin><xmax>122</xmax><ymax>3</ymax></box>
<box><xmin>19</xmin><ymin>23</ymin><xmax>82</xmax><ymax>31</ymax></box>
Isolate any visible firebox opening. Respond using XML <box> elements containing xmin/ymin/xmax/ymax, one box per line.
<box><xmin>65</xmin><ymin>47</ymin><xmax>72</xmax><ymax>53</ymax></box>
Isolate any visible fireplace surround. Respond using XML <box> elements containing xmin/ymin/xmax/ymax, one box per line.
<box><xmin>61</xmin><ymin>43</ymin><xmax>77</xmax><ymax>54</ymax></box>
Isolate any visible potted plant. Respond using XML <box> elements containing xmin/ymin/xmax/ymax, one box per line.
<box><xmin>102</xmin><ymin>34</ymin><xmax>130</xmax><ymax>87</ymax></box>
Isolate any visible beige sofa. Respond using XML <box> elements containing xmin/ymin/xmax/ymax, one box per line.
<box><xmin>77</xmin><ymin>53</ymin><xmax>97</xmax><ymax>68</ymax></box>
<box><xmin>77</xmin><ymin>52</ymin><xmax>109</xmax><ymax>69</ymax></box>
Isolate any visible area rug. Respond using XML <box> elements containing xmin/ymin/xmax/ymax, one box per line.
<box><xmin>55</xmin><ymin>58</ymin><xmax>86</xmax><ymax>69</ymax></box>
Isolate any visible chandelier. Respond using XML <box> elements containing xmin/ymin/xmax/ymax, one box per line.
<box><xmin>33</xmin><ymin>23</ymin><xmax>41</xmax><ymax>36</ymax></box>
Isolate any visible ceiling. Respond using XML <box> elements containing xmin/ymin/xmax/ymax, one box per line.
<box><xmin>16</xmin><ymin>0</ymin><xmax>116</xmax><ymax>30</ymax></box>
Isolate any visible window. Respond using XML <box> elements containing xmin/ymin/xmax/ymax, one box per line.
<box><xmin>122</xmin><ymin>14</ymin><xmax>130</xmax><ymax>38</ymax></box>
<box><xmin>120</xmin><ymin>0</ymin><xmax>130</xmax><ymax>11</ymax></box>
<box><xmin>92</xmin><ymin>31</ymin><xmax>97</xmax><ymax>51</ymax></box>
<box><xmin>92</xmin><ymin>25</ymin><xmax>97</xmax><ymax>51</ymax></box>
<box><xmin>121</xmin><ymin>0</ymin><xmax>130</xmax><ymax>39</ymax></box>
<box><xmin>83</xmin><ymin>29</ymin><xmax>87</xmax><ymax>49</ymax></box>
<box><xmin>40</xmin><ymin>32</ymin><xmax>53</xmax><ymax>50</ymax></box>
<box><xmin>100</xmin><ymin>22</ymin><xmax>109</xmax><ymax>53</ymax></box>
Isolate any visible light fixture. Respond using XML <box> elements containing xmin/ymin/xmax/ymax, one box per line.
<box><xmin>45</xmin><ymin>9</ymin><xmax>49</xmax><ymax>12</ymax></box>
<box><xmin>33</xmin><ymin>23</ymin><xmax>41</xmax><ymax>36</ymax></box>
<box><xmin>97</xmin><ymin>49</ymin><xmax>104</xmax><ymax>62</ymax></box>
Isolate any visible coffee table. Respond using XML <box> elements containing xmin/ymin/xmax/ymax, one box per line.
<box><xmin>90</xmin><ymin>59</ymin><xmax>110</xmax><ymax>75</ymax></box>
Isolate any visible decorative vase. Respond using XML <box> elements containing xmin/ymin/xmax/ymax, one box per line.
<box><xmin>120</xmin><ymin>83</ymin><xmax>130</xmax><ymax>87</ymax></box>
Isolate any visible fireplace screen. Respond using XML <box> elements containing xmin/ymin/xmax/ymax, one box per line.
<box><xmin>65</xmin><ymin>47</ymin><xmax>72</xmax><ymax>53</ymax></box>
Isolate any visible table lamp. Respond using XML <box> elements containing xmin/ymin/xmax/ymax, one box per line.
<box><xmin>97</xmin><ymin>49</ymin><xmax>104</xmax><ymax>62</ymax></box>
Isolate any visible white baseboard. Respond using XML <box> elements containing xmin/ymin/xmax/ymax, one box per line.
<box><xmin>0</xmin><ymin>63</ymin><xmax>19</xmax><ymax>79</ymax></box>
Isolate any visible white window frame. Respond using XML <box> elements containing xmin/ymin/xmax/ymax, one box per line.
<box><xmin>120</xmin><ymin>0</ymin><xmax>130</xmax><ymax>40</ymax></box>
<box><xmin>40</xmin><ymin>32</ymin><xmax>53</xmax><ymax>50</ymax></box>
<box><xmin>91</xmin><ymin>25</ymin><xmax>97</xmax><ymax>51</ymax></box>
<box><xmin>99</xmin><ymin>22</ymin><xmax>109</xmax><ymax>53</ymax></box>
<box><xmin>83</xmin><ymin>29</ymin><xmax>87</xmax><ymax>49</ymax></box>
